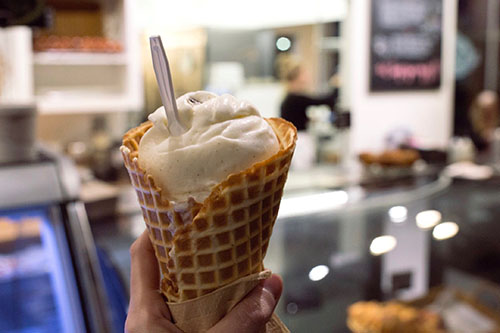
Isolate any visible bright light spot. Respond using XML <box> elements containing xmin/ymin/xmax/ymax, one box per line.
<box><xmin>370</xmin><ymin>235</ymin><xmax>397</xmax><ymax>256</ymax></box>
<box><xmin>278</xmin><ymin>191</ymin><xmax>348</xmax><ymax>218</ymax></box>
<box><xmin>433</xmin><ymin>222</ymin><xmax>459</xmax><ymax>240</ymax></box>
<box><xmin>389</xmin><ymin>206</ymin><xmax>407</xmax><ymax>223</ymax></box>
<box><xmin>308</xmin><ymin>265</ymin><xmax>329</xmax><ymax>281</ymax></box>
<box><xmin>276</xmin><ymin>36</ymin><xmax>291</xmax><ymax>51</ymax></box>
<box><xmin>416</xmin><ymin>210</ymin><xmax>442</xmax><ymax>229</ymax></box>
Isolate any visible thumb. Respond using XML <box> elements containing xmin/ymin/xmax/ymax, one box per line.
<box><xmin>209</xmin><ymin>274</ymin><xmax>283</xmax><ymax>333</ymax></box>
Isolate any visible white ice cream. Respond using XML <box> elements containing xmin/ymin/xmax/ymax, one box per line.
<box><xmin>138</xmin><ymin>91</ymin><xmax>280</xmax><ymax>203</ymax></box>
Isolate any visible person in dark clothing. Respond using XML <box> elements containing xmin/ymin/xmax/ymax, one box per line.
<box><xmin>281</xmin><ymin>90</ymin><xmax>338</xmax><ymax>131</ymax></box>
<box><xmin>277</xmin><ymin>55</ymin><xmax>338</xmax><ymax>131</ymax></box>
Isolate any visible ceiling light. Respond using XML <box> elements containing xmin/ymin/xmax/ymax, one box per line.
<box><xmin>276</xmin><ymin>36</ymin><xmax>291</xmax><ymax>51</ymax></box>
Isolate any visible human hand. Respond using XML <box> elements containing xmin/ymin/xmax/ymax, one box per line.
<box><xmin>125</xmin><ymin>231</ymin><xmax>283</xmax><ymax>333</ymax></box>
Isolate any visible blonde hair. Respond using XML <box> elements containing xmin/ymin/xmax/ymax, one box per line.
<box><xmin>275</xmin><ymin>54</ymin><xmax>301</xmax><ymax>82</ymax></box>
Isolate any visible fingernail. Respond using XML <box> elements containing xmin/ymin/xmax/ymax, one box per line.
<box><xmin>262</xmin><ymin>275</ymin><xmax>282</xmax><ymax>300</ymax></box>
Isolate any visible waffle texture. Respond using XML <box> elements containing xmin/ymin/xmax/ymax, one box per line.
<box><xmin>121</xmin><ymin>118</ymin><xmax>297</xmax><ymax>303</ymax></box>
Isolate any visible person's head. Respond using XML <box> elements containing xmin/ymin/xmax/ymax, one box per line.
<box><xmin>470</xmin><ymin>90</ymin><xmax>499</xmax><ymax>140</ymax></box>
<box><xmin>276</xmin><ymin>54</ymin><xmax>311</xmax><ymax>93</ymax></box>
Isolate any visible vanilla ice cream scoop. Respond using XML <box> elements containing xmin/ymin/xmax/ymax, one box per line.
<box><xmin>138</xmin><ymin>91</ymin><xmax>280</xmax><ymax>203</ymax></box>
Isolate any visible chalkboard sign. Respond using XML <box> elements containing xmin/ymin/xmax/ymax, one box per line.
<box><xmin>370</xmin><ymin>0</ymin><xmax>443</xmax><ymax>91</ymax></box>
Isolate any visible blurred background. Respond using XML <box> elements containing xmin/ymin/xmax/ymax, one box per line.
<box><xmin>1</xmin><ymin>0</ymin><xmax>500</xmax><ymax>332</ymax></box>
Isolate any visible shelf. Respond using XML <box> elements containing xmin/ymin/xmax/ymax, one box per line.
<box><xmin>30</xmin><ymin>0</ymin><xmax>144</xmax><ymax>114</ymax></box>
<box><xmin>34</xmin><ymin>52</ymin><xmax>127</xmax><ymax>66</ymax></box>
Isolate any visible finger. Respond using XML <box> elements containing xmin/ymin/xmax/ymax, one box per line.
<box><xmin>129</xmin><ymin>230</ymin><xmax>171</xmax><ymax>319</ymax></box>
<box><xmin>130</xmin><ymin>230</ymin><xmax>159</xmax><ymax>297</ymax></box>
<box><xmin>209</xmin><ymin>274</ymin><xmax>283</xmax><ymax>333</ymax></box>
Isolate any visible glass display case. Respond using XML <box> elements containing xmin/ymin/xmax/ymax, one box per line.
<box><xmin>91</xmin><ymin>169</ymin><xmax>500</xmax><ymax>332</ymax></box>
<box><xmin>0</xmin><ymin>207</ymin><xmax>84</xmax><ymax>332</ymax></box>
<box><xmin>264</xmin><ymin>173</ymin><xmax>451</xmax><ymax>332</ymax></box>
<box><xmin>0</xmin><ymin>147</ymin><xmax>126</xmax><ymax>333</ymax></box>
<box><xmin>265</xmin><ymin>173</ymin><xmax>500</xmax><ymax>332</ymax></box>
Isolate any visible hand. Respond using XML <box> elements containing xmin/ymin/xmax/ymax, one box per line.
<box><xmin>125</xmin><ymin>231</ymin><xmax>283</xmax><ymax>333</ymax></box>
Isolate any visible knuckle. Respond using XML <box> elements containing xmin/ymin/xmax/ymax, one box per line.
<box><xmin>124</xmin><ymin>317</ymin><xmax>140</xmax><ymax>333</ymax></box>
<box><xmin>124</xmin><ymin>310</ymin><xmax>158</xmax><ymax>333</ymax></box>
<box><xmin>237</xmin><ymin>297</ymin><xmax>270</xmax><ymax>327</ymax></box>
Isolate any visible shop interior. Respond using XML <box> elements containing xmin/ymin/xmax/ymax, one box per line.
<box><xmin>1</xmin><ymin>0</ymin><xmax>500</xmax><ymax>332</ymax></box>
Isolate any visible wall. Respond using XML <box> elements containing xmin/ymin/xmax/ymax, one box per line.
<box><xmin>142</xmin><ymin>28</ymin><xmax>206</xmax><ymax>113</ymax></box>
<box><xmin>37</xmin><ymin>112</ymin><xmax>137</xmax><ymax>149</ymax></box>
<box><xmin>206</xmin><ymin>29</ymin><xmax>263</xmax><ymax>79</ymax></box>
<box><xmin>347</xmin><ymin>0</ymin><xmax>458</xmax><ymax>153</ymax></box>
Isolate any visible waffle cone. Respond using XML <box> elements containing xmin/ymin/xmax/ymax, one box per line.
<box><xmin>121</xmin><ymin>117</ymin><xmax>296</xmax><ymax>331</ymax></box>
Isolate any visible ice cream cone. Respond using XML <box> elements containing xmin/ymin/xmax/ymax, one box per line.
<box><xmin>121</xmin><ymin>117</ymin><xmax>296</xmax><ymax>331</ymax></box>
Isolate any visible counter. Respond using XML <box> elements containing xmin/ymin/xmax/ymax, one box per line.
<box><xmin>89</xmin><ymin>167</ymin><xmax>500</xmax><ymax>332</ymax></box>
